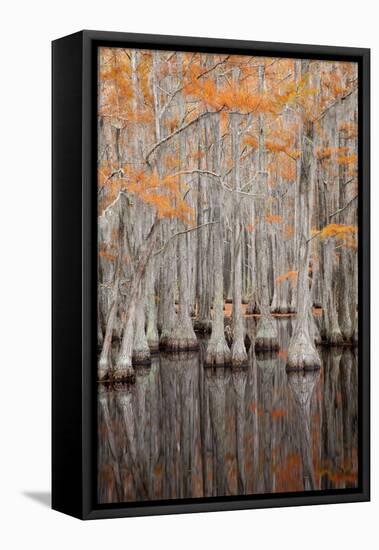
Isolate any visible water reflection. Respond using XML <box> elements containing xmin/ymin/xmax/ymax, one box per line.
<box><xmin>98</xmin><ymin>319</ymin><xmax>358</xmax><ymax>504</ymax></box>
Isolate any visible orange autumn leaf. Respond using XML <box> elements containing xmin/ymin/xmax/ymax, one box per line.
<box><xmin>265</xmin><ymin>214</ymin><xmax>283</xmax><ymax>224</ymax></box>
<box><xmin>318</xmin><ymin>223</ymin><xmax>358</xmax><ymax>240</ymax></box>
<box><xmin>276</xmin><ymin>270</ymin><xmax>298</xmax><ymax>284</ymax></box>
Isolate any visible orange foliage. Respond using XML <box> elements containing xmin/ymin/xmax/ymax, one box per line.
<box><xmin>99</xmin><ymin>165</ymin><xmax>194</xmax><ymax>223</ymax></box>
<box><xmin>274</xmin><ymin>452</ymin><xmax>303</xmax><ymax>492</ymax></box>
<box><xmin>276</xmin><ymin>270</ymin><xmax>298</xmax><ymax>285</ymax></box>
<box><xmin>184</xmin><ymin>64</ymin><xmax>281</xmax><ymax>115</ymax></box>
<box><xmin>318</xmin><ymin>223</ymin><xmax>357</xmax><ymax>240</ymax></box>
<box><xmin>317</xmin><ymin>147</ymin><xmax>333</xmax><ymax>162</ymax></box>
<box><xmin>317</xmin><ymin>223</ymin><xmax>358</xmax><ymax>250</ymax></box>
<box><xmin>243</xmin><ymin>134</ymin><xmax>258</xmax><ymax>149</ymax></box>
<box><xmin>265</xmin><ymin>214</ymin><xmax>283</xmax><ymax>224</ymax></box>
<box><xmin>337</xmin><ymin>153</ymin><xmax>357</xmax><ymax>166</ymax></box>
<box><xmin>339</xmin><ymin>121</ymin><xmax>358</xmax><ymax>140</ymax></box>
<box><xmin>283</xmin><ymin>224</ymin><xmax>294</xmax><ymax>239</ymax></box>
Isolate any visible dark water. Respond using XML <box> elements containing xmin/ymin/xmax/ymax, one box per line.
<box><xmin>97</xmin><ymin>318</ymin><xmax>358</xmax><ymax>504</ymax></box>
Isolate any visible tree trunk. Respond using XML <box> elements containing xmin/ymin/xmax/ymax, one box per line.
<box><xmin>230</xmin><ymin>69</ymin><xmax>248</xmax><ymax>366</ymax></box>
<box><xmin>132</xmin><ymin>284</ymin><xmax>151</xmax><ymax>364</ymax></box>
<box><xmin>255</xmin><ymin>64</ymin><xmax>279</xmax><ymax>351</ymax></box>
<box><xmin>166</xmin><ymin>53</ymin><xmax>199</xmax><ymax>352</ymax></box>
<box><xmin>287</xmin><ymin>111</ymin><xmax>321</xmax><ymax>370</ymax></box>
<box><xmin>205</xmin><ymin>212</ymin><xmax>231</xmax><ymax>365</ymax></box>
<box><xmin>115</xmin><ymin>220</ymin><xmax>160</xmax><ymax>380</ymax></box>
<box><xmin>98</xmin><ymin>270</ymin><xmax>120</xmax><ymax>380</ymax></box>
<box><xmin>145</xmin><ymin>259</ymin><xmax>159</xmax><ymax>352</ymax></box>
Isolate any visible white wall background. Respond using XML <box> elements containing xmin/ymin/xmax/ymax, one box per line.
<box><xmin>1</xmin><ymin>0</ymin><xmax>376</xmax><ymax>547</ymax></box>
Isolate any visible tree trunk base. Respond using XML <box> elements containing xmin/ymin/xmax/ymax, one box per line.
<box><xmin>147</xmin><ymin>339</ymin><xmax>160</xmax><ymax>353</ymax></box>
<box><xmin>246</xmin><ymin>300</ymin><xmax>260</xmax><ymax>315</ymax></box>
<box><xmin>97</xmin><ymin>366</ymin><xmax>109</xmax><ymax>382</ymax></box>
<box><xmin>255</xmin><ymin>337</ymin><xmax>280</xmax><ymax>351</ymax></box>
<box><xmin>271</xmin><ymin>304</ymin><xmax>293</xmax><ymax>314</ymax></box>
<box><xmin>159</xmin><ymin>331</ymin><xmax>173</xmax><ymax>349</ymax></box>
<box><xmin>256</xmin><ymin>350</ymin><xmax>280</xmax><ymax>361</ymax></box>
<box><xmin>286</xmin><ymin>362</ymin><xmax>321</xmax><ymax>372</ymax></box>
<box><xmin>286</xmin><ymin>334</ymin><xmax>322</xmax><ymax>371</ymax></box>
<box><xmin>205</xmin><ymin>338</ymin><xmax>231</xmax><ymax>367</ymax></box>
<box><xmin>112</xmin><ymin>365</ymin><xmax>136</xmax><ymax>382</ymax></box>
<box><xmin>97</xmin><ymin>356</ymin><xmax>111</xmax><ymax>381</ymax></box>
<box><xmin>255</xmin><ymin>316</ymin><xmax>279</xmax><ymax>351</ymax></box>
<box><xmin>231</xmin><ymin>339</ymin><xmax>248</xmax><ymax>367</ymax></box>
<box><xmin>161</xmin><ymin>336</ymin><xmax>199</xmax><ymax>352</ymax></box>
<box><xmin>132</xmin><ymin>349</ymin><xmax>151</xmax><ymax>365</ymax></box>
<box><xmin>322</xmin><ymin>330</ymin><xmax>345</xmax><ymax>346</ymax></box>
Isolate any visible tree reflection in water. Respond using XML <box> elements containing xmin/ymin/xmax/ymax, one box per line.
<box><xmin>98</xmin><ymin>319</ymin><xmax>358</xmax><ymax>504</ymax></box>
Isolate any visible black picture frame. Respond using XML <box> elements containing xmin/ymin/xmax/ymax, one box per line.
<box><xmin>52</xmin><ymin>30</ymin><xmax>370</xmax><ymax>520</ymax></box>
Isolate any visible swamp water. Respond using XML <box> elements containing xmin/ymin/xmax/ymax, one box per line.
<box><xmin>98</xmin><ymin>317</ymin><xmax>358</xmax><ymax>504</ymax></box>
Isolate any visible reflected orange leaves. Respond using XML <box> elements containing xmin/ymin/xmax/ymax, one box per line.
<box><xmin>271</xmin><ymin>409</ymin><xmax>286</xmax><ymax>419</ymax></box>
<box><xmin>274</xmin><ymin>453</ymin><xmax>303</xmax><ymax>493</ymax></box>
<box><xmin>153</xmin><ymin>463</ymin><xmax>163</xmax><ymax>479</ymax></box>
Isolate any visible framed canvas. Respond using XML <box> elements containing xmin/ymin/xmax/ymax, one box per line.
<box><xmin>52</xmin><ymin>30</ymin><xmax>370</xmax><ymax>520</ymax></box>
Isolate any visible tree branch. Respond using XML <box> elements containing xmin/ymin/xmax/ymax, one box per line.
<box><xmin>168</xmin><ymin>169</ymin><xmax>221</xmax><ymax>180</ymax></box>
<box><xmin>317</xmin><ymin>87</ymin><xmax>357</xmax><ymax>121</ymax></box>
<box><xmin>306</xmin><ymin>194</ymin><xmax>358</xmax><ymax>243</ymax></box>
<box><xmin>146</xmin><ymin>108</ymin><xmax>224</xmax><ymax>165</ymax></box>
<box><xmin>153</xmin><ymin>221</ymin><xmax>219</xmax><ymax>256</ymax></box>
<box><xmin>328</xmin><ymin>194</ymin><xmax>358</xmax><ymax>220</ymax></box>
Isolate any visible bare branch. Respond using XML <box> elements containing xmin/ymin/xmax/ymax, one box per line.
<box><xmin>168</xmin><ymin>169</ymin><xmax>221</xmax><ymax>180</ymax></box>
<box><xmin>328</xmin><ymin>194</ymin><xmax>358</xmax><ymax>220</ymax></box>
<box><xmin>146</xmin><ymin>108</ymin><xmax>224</xmax><ymax>165</ymax></box>
<box><xmin>317</xmin><ymin>87</ymin><xmax>357</xmax><ymax>121</ymax></box>
<box><xmin>306</xmin><ymin>195</ymin><xmax>358</xmax><ymax>243</ymax></box>
<box><xmin>154</xmin><ymin>221</ymin><xmax>219</xmax><ymax>256</ymax></box>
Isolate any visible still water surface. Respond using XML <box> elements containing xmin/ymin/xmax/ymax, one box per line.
<box><xmin>97</xmin><ymin>318</ymin><xmax>358</xmax><ymax>504</ymax></box>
